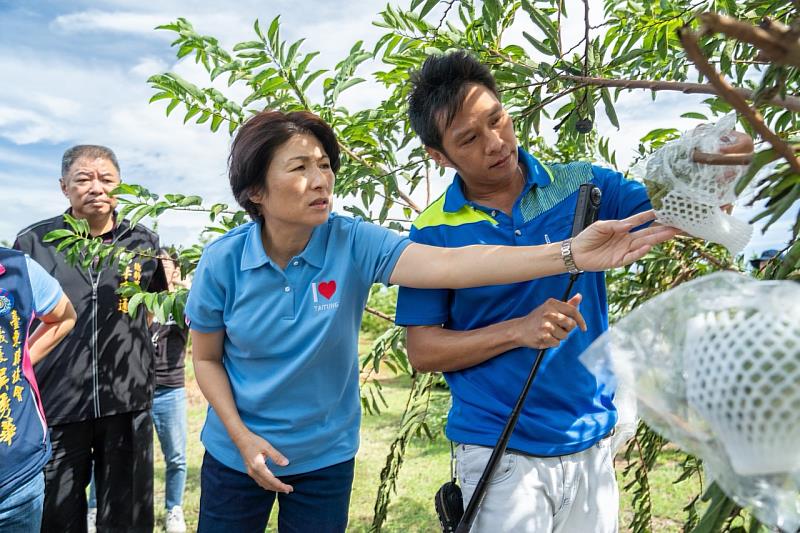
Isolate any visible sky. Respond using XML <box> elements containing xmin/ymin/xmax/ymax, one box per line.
<box><xmin>0</xmin><ymin>0</ymin><xmax>794</xmax><ymax>259</ymax></box>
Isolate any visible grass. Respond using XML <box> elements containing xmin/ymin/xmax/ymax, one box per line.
<box><xmin>151</xmin><ymin>361</ymin><xmax>702</xmax><ymax>532</ymax></box>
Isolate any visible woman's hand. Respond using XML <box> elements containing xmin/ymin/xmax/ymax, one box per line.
<box><xmin>572</xmin><ymin>210</ymin><xmax>680</xmax><ymax>272</ymax></box>
<box><xmin>233</xmin><ymin>428</ymin><xmax>293</xmax><ymax>493</ymax></box>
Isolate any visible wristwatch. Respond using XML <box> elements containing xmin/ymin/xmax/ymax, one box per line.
<box><xmin>560</xmin><ymin>238</ymin><xmax>581</xmax><ymax>275</ymax></box>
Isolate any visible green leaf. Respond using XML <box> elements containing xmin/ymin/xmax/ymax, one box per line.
<box><xmin>336</xmin><ymin>77</ymin><xmax>365</xmax><ymax>94</ymax></box>
<box><xmin>42</xmin><ymin>229</ymin><xmax>76</xmax><ymax>242</ymax></box>
<box><xmin>681</xmin><ymin>112</ymin><xmax>708</xmax><ymax>120</ymax></box>
<box><xmin>183</xmin><ymin>106</ymin><xmax>201</xmax><ymax>124</ymax></box>
<box><xmin>522</xmin><ymin>31</ymin><xmax>553</xmax><ymax>56</ymax></box>
<box><xmin>267</xmin><ymin>16</ymin><xmax>280</xmax><ymax>47</ymax></box>
<box><xmin>601</xmin><ymin>88</ymin><xmax>619</xmax><ymax>129</ymax></box>
<box><xmin>149</xmin><ymin>92</ymin><xmax>173</xmax><ymax>104</ymax></box>
<box><xmin>178</xmin><ymin>195</ymin><xmax>203</xmax><ymax>207</ymax></box>
<box><xmin>736</xmin><ymin>148</ymin><xmax>779</xmax><ymax>195</ymax></box>
<box><xmin>301</xmin><ymin>69</ymin><xmax>328</xmax><ymax>92</ymax></box>
<box><xmin>295</xmin><ymin>51</ymin><xmax>319</xmax><ymax>78</ymax></box>
<box><xmin>127</xmin><ymin>292</ymin><xmax>145</xmax><ymax>319</ymax></box>
<box><xmin>233</xmin><ymin>40</ymin><xmax>264</xmax><ymax>51</ymax></box>
<box><xmin>521</xmin><ymin>0</ymin><xmax>559</xmax><ymax>55</ymax></box>
<box><xmin>129</xmin><ymin>206</ymin><xmax>154</xmax><ymax>228</ymax></box>
<box><xmin>416</xmin><ymin>0</ymin><xmax>440</xmax><ymax>18</ymax></box>
<box><xmin>210</xmin><ymin>114</ymin><xmax>224</xmax><ymax>132</ymax></box>
<box><xmin>285</xmin><ymin>38</ymin><xmax>305</xmax><ymax>67</ymax></box>
<box><xmin>165</xmin><ymin>98</ymin><xmax>180</xmax><ymax>116</ymax></box>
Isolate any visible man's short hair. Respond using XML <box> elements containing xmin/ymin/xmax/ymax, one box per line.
<box><xmin>408</xmin><ymin>50</ymin><xmax>499</xmax><ymax>152</ymax></box>
<box><xmin>61</xmin><ymin>145</ymin><xmax>120</xmax><ymax>177</ymax></box>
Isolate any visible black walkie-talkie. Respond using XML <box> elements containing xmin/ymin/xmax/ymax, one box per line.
<box><xmin>571</xmin><ymin>183</ymin><xmax>603</xmax><ymax>238</ymax></box>
<box><xmin>453</xmin><ymin>183</ymin><xmax>602</xmax><ymax>533</ymax></box>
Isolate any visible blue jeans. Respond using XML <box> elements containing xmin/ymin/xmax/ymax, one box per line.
<box><xmin>88</xmin><ymin>387</ymin><xmax>186</xmax><ymax>510</ymax></box>
<box><xmin>152</xmin><ymin>386</ymin><xmax>187</xmax><ymax>509</ymax></box>
<box><xmin>0</xmin><ymin>471</ymin><xmax>44</xmax><ymax>532</ymax></box>
<box><xmin>198</xmin><ymin>451</ymin><xmax>354</xmax><ymax>532</ymax></box>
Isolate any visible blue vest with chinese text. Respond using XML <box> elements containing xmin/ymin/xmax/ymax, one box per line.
<box><xmin>0</xmin><ymin>249</ymin><xmax>51</xmax><ymax>501</ymax></box>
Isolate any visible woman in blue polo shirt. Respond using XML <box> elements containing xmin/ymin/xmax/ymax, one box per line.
<box><xmin>0</xmin><ymin>248</ymin><xmax>76</xmax><ymax>532</ymax></box>
<box><xmin>185</xmin><ymin>110</ymin><xmax>675</xmax><ymax>532</ymax></box>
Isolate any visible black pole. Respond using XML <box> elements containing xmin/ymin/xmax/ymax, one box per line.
<box><xmin>454</xmin><ymin>277</ymin><xmax>578</xmax><ymax>533</ymax></box>
<box><xmin>455</xmin><ymin>184</ymin><xmax>601</xmax><ymax>533</ymax></box>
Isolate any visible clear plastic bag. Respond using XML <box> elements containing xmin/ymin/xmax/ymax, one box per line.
<box><xmin>636</xmin><ymin>114</ymin><xmax>754</xmax><ymax>255</ymax></box>
<box><xmin>581</xmin><ymin>272</ymin><xmax>800</xmax><ymax>531</ymax></box>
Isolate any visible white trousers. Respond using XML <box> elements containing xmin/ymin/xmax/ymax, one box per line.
<box><xmin>456</xmin><ymin>437</ymin><xmax>619</xmax><ymax>533</ymax></box>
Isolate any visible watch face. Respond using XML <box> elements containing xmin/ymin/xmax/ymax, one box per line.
<box><xmin>0</xmin><ymin>288</ymin><xmax>13</xmax><ymax>317</ymax></box>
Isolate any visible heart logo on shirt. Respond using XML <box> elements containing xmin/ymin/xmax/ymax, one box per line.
<box><xmin>318</xmin><ymin>280</ymin><xmax>337</xmax><ymax>300</ymax></box>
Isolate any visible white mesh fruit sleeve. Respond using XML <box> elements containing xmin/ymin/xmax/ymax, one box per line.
<box><xmin>580</xmin><ymin>272</ymin><xmax>800</xmax><ymax>532</ymax></box>
<box><xmin>635</xmin><ymin>114</ymin><xmax>753</xmax><ymax>255</ymax></box>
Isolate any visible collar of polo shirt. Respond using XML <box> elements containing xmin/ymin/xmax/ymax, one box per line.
<box><xmin>239</xmin><ymin>217</ymin><xmax>329</xmax><ymax>271</ymax></box>
<box><xmin>443</xmin><ymin>146</ymin><xmax>555</xmax><ymax>213</ymax></box>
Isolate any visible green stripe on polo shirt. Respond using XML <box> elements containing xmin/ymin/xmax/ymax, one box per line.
<box><xmin>412</xmin><ymin>194</ymin><xmax>499</xmax><ymax>230</ymax></box>
<box><xmin>520</xmin><ymin>162</ymin><xmax>594</xmax><ymax>222</ymax></box>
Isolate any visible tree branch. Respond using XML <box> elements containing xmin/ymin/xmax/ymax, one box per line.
<box><xmin>338</xmin><ymin>142</ymin><xmax>422</xmax><ymax>213</ymax></box>
<box><xmin>692</xmin><ymin>151</ymin><xmax>753</xmax><ymax>165</ymax></box>
<box><xmin>557</xmin><ymin>75</ymin><xmax>800</xmax><ymax>112</ymax></box>
<box><xmin>365</xmin><ymin>306</ymin><xmax>395</xmax><ymax>323</ymax></box>
<box><xmin>678</xmin><ymin>27</ymin><xmax>800</xmax><ymax>174</ymax></box>
<box><xmin>582</xmin><ymin>0</ymin><xmax>590</xmax><ymax>78</ymax></box>
<box><xmin>519</xmin><ymin>84</ymin><xmax>586</xmax><ymax>119</ymax></box>
<box><xmin>556</xmin><ymin>0</ymin><xmax>563</xmax><ymax>57</ymax></box>
<box><xmin>698</xmin><ymin>12</ymin><xmax>800</xmax><ymax>68</ymax></box>
<box><xmin>434</xmin><ymin>0</ymin><xmax>458</xmax><ymax>34</ymax></box>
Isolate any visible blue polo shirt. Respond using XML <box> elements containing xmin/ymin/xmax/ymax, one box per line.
<box><xmin>186</xmin><ymin>214</ymin><xmax>410</xmax><ymax>475</ymax></box>
<box><xmin>396</xmin><ymin>147</ymin><xmax>650</xmax><ymax>457</ymax></box>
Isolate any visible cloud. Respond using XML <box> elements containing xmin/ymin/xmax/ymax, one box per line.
<box><xmin>130</xmin><ymin>56</ymin><xmax>169</xmax><ymax>78</ymax></box>
<box><xmin>52</xmin><ymin>9</ymin><xmax>167</xmax><ymax>35</ymax></box>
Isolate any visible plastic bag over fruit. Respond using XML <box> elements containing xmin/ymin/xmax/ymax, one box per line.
<box><xmin>634</xmin><ymin>114</ymin><xmax>754</xmax><ymax>255</ymax></box>
<box><xmin>580</xmin><ymin>272</ymin><xmax>800</xmax><ymax>532</ymax></box>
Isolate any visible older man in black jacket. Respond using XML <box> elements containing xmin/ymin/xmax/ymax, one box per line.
<box><xmin>15</xmin><ymin>145</ymin><xmax>167</xmax><ymax>533</ymax></box>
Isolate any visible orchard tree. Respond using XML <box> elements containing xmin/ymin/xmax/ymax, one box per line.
<box><xmin>49</xmin><ymin>1</ymin><xmax>800</xmax><ymax>531</ymax></box>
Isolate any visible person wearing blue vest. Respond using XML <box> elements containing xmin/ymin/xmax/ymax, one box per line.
<box><xmin>395</xmin><ymin>51</ymin><xmax>752</xmax><ymax>532</ymax></box>
<box><xmin>185</xmin><ymin>110</ymin><xmax>678</xmax><ymax>532</ymax></box>
<box><xmin>0</xmin><ymin>247</ymin><xmax>76</xmax><ymax>532</ymax></box>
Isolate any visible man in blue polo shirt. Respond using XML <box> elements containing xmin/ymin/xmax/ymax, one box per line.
<box><xmin>395</xmin><ymin>51</ymin><xmax>652</xmax><ymax>532</ymax></box>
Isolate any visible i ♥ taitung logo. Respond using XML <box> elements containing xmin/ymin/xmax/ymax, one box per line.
<box><xmin>312</xmin><ymin>280</ymin><xmax>337</xmax><ymax>302</ymax></box>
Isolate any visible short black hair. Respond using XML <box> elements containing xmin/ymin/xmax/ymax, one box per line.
<box><xmin>62</xmin><ymin>145</ymin><xmax>120</xmax><ymax>177</ymax></box>
<box><xmin>228</xmin><ymin>110</ymin><xmax>341</xmax><ymax>221</ymax></box>
<box><xmin>407</xmin><ymin>50</ymin><xmax>499</xmax><ymax>152</ymax></box>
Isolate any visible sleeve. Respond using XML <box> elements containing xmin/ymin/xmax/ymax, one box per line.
<box><xmin>13</xmin><ymin>232</ymin><xmax>31</xmax><ymax>254</ymax></box>
<box><xmin>394</xmin><ymin>225</ymin><xmax>452</xmax><ymax>327</ymax></box>
<box><xmin>184</xmin><ymin>249</ymin><xmax>226</xmax><ymax>333</ymax></box>
<box><xmin>25</xmin><ymin>255</ymin><xmax>64</xmax><ymax>316</ymax></box>
<box><xmin>592</xmin><ymin>165</ymin><xmax>652</xmax><ymax>220</ymax></box>
<box><xmin>144</xmin><ymin>233</ymin><xmax>169</xmax><ymax>293</ymax></box>
<box><xmin>349</xmin><ymin>218</ymin><xmax>412</xmax><ymax>286</ymax></box>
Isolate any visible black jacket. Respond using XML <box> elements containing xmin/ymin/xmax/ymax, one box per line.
<box><xmin>14</xmin><ymin>213</ymin><xmax>167</xmax><ymax>425</ymax></box>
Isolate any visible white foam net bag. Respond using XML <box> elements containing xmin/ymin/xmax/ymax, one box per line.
<box><xmin>636</xmin><ymin>114</ymin><xmax>754</xmax><ymax>255</ymax></box>
<box><xmin>580</xmin><ymin>272</ymin><xmax>800</xmax><ymax>531</ymax></box>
